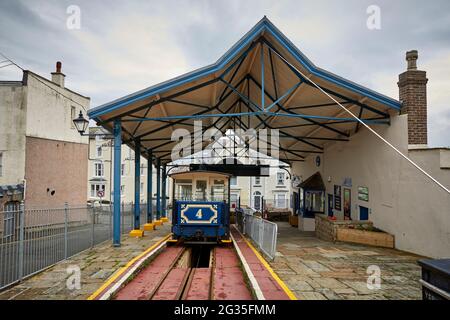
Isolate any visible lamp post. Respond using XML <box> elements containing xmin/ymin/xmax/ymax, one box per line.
<box><xmin>73</xmin><ymin>111</ymin><xmax>89</xmax><ymax>135</ymax></box>
<box><xmin>73</xmin><ymin>111</ymin><xmax>120</xmax><ymax>245</ymax></box>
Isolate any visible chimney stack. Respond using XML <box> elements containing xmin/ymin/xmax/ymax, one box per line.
<box><xmin>51</xmin><ymin>61</ymin><xmax>65</xmax><ymax>88</ymax></box>
<box><xmin>398</xmin><ymin>50</ymin><xmax>428</xmax><ymax>148</ymax></box>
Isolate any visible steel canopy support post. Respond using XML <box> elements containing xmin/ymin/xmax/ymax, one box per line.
<box><xmin>113</xmin><ymin>119</ymin><xmax>122</xmax><ymax>246</ymax></box>
<box><xmin>144</xmin><ymin>150</ymin><xmax>154</xmax><ymax>231</ymax></box>
<box><xmin>161</xmin><ymin>163</ymin><xmax>168</xmax><ymax>222</ymax></box>
<box><xmin>155</xmin><ymin>158</ymin><xmax>162</xmax><ymax>225</ymax></box>
<box><xmin>130</xmin><ymin>139</ymin><xmax>143</xmax><ymax>237</ymax></box>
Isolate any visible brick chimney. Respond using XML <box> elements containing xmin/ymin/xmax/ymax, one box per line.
<box><xmin>398</xmin><ymin>50</ymin><xmax>428</xmax><ymax>148</ymax></box>
<box><xmin>51</xmin><ymin>61</ymin><xmax>65</xmax><ymax>88</ymax></box>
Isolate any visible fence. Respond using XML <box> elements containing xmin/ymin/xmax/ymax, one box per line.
<box><xmin>0</xmin><ymin>202</ymin><xmax>157</xmax><ymax>290</ymax></box>
<box><xmin>235</xmin><ymin>208</ymin><xmax>278</xmax><ymax>260</ymax></box>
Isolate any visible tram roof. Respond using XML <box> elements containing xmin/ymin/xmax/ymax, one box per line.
<box><xmin>88</xmin><ymin>16</ymin><xmax>401</xmax><ymax>165</ymax></box>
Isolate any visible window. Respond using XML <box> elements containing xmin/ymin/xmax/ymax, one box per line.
<box><xmin>140</xmin><ymin>182</ymin><xmax>144</xmax><ymax>193</ymax></box>
<box><xmin>254</xmin><ymin>176</ymin><xmax>261</xmax><ymax>185</ymax></box>
<box><xmin>0</xmin><ymin>152</ymin><xmax>3</xmax><ymax>177</ymax></box>
<box><xmin>94</xmin><ymin>162</ymin><xmax>104</xmax><ymax>177</ymax></box>
<box><xmin>70</xmin><ymin>106</ymin><xmax>76</xmax><ymax>129</ymax></box>
<box><xmin>96</xmin><ymin>146</ymin><xmax>102</xmax><ymax>157</ymax></box>
<box><xmin>230</xmin><ymin>176</ymin><xmax>237</xmax><ymax>186</ymax></box>
<box><xmin>120</xmin><ymin>185</ymin><xmax>125</xmax><ymax>196</ymax></box>
<box><xmin>121</xmin><ymin>163</ymin><xmax>125</xmax><ymax>176</ymax></box>
<box><xmin>90</xmin><ymin>184</ymin><xmax>105</xmax><ymax>197</ymax></box>
<box><xmin>276</xmin><ymin>193</ymin><xmax>286</xmax><ymax>208</ymax></box>
<box><xmin>277</xmin><ymin>172</ymin><xmax>285</xmax><ymax>185</ymax></box>
<box><xmin>140</xmin><ymin>164</ymin><xmax>144</xmax><ymax>176</ymax></box>
<box><xmin>230</xmin><ymin>194</ymin><xmax>238</xmax><ymax>209</ymax></box>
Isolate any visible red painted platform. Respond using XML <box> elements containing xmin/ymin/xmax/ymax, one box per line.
<box><xmin>213</xmin><ymin>247</ymin><xmax>253</xmax><ymax>300</ymax></box>
<box><xmin>231</xmin><ymin>226</ymin><xmax>290</xmax><ymax>300</ymax></box>
<box><xmin>114</xmin><ymin>247</ymin><xmax>184</xmax><ymax>300</ymax></box>
<box><xmin>152</xmin><ymin>267</ymin><xmax>189</xmax><ymax>300</ymax></box>
<box><xmin>184</xmin><ymin>268</ymin><xmax>212</xmax><ymax>300</ymax></box>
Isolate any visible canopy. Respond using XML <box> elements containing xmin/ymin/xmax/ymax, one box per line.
<box><xmin>88</xmin><ymin>17</ymin><xmax>401</xmax><ymax>165</ymax></box>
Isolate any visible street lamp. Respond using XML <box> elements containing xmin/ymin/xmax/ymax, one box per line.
<box><xmin>73</xmin><ymin>111</ymin><xmax>89</xmax><ymax>135</ymax></box>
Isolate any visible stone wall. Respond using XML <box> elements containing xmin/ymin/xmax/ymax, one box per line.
<box><xmin>315</xmin><ymin>214</ymin><xmax>373</xmax><ymax>242</ymax></box>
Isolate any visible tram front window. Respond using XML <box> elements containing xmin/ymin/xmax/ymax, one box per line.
<box><xmin>195</xmin><ymin>180</ymin><xmax>207</xmax><ymax>201</ymax></box>
<box><xmin>176</xmin><ymin>179</ymin><xmax>193</xmax><ymax>200</ymax></box>
<box><xmin>210</xmin><ymin>179</ymin><xmax>225</xmax><ymax>202</ymax></box>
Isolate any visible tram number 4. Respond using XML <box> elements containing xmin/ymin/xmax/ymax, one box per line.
<box><xmin>195</xmin><ymin>209</ymin><xmax>203</xmax><ymax>219</ymax></box>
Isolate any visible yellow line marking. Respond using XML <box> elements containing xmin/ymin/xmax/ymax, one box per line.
<box><xmin>87</xmin><ymin>233</ymin><xmax>172</xmax><ymax>300</ymax></box>
<box><xmin>236</xmin><ymin>228</ymin><xmax>297</xmax><ymax>300</ymax></box>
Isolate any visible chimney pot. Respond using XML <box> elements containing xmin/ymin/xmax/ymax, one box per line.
<box><xmin>406</xmin><ymin>50</ymin><xmax>418</xmax><ymax>70</ymax></box>
<box><xmin>56</xmin><ymin>61</ymin><xmax>62</xmax><ymax>73</ymax></box>
<box><xmin>51</xmin><ymin>61</ymin><xmax>65</xmax><ymax>88</ymax></box>
<box><xmin>398</xmin><ymin>50</ymin><xmax>428</xmax><ymax>147</ymax></box>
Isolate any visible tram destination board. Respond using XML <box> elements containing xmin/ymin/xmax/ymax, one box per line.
<box><xmin>189</xmin><ymin>164</ymin><xmax>270</xmax><ymax>176</ymax></box>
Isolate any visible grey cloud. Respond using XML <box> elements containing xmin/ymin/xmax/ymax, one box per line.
<box><xmin>0</xmin><ymin>0</ymin><xmax>449</xmax><ymax>146</ymax></box>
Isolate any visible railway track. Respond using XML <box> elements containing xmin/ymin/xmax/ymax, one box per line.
<box><xmin>114</xmin><ymin>244</ymin><xmax>252</xmax><ymax>300</ymax></box>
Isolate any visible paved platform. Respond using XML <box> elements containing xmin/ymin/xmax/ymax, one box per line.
<box><xmin>0</xmin><ymin>225</ymin><xmax>171</xmax><ymax>300</ymax></box>
<box><xmin>269</xmin><ymin>222</ymin><xmax>423</xmax><ymax>300</ymax></box>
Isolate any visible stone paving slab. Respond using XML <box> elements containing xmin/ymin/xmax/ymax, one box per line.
<box><xmin>0</xmin><ymin>225</ymin><xmax>171</xmax><ymax>300</ymax></box>
<box><xmin>269</xmin><ymin>222</ymin><xmax>423</xmax><ymax>300</ymax></box>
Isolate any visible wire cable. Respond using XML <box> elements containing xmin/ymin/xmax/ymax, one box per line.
<box><xmin>269</xmin><ymin>48</ymin><xmax>450</xmax><ymax>195</ymax></box>
<box><xmin>0</xmin><ymin>51</ymin><xmax>87</xmax><ymax>112</ymax></box>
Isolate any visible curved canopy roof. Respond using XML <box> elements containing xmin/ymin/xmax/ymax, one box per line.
<box><xmin>88</xmin><ymin>17</ymin><xmax>401</xmax><ymax>165</ymax></box>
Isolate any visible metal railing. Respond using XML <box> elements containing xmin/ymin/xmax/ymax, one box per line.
<box><xmin>235</xmin><ymin>208</ymin><xmax>278</xmax><ymax>260</ymax></box>
<box><xmin>0</xmin><ymin>202</ymin><xmax>155</xmax><ymax>290</ymax></box>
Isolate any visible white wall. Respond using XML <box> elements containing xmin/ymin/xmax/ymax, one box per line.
<box><xmin>292</xmin><ymin>113</ymin><xmax>450</xmax><ymax>258</ymax></box>
<box><xmin>24</xmin><ymin>72</ymin><xmax>89</xmax><ymax>145</ymax></box>
<box><xmin>0</xmin><ymin>84</ymin><xmax>26</xmax><ymax>185</ymax></box>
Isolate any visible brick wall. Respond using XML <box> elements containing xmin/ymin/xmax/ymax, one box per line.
<box><xmin>398</xmin><ymin>50</ymin><xmax>428</xmax><ymax>146</ymax></box>
<box><xmin>24</xmin><ymin>136</ymin><xmax>88</xmax><ymax>208</ymax></box>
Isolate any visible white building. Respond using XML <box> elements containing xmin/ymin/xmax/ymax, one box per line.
<box><xmin>87</xmin><ymin>127</ymin><xmax>170</xmax><ymax>205</ymax></box>
<box><xmin>0</xmin><ymin>62</ymin><xmax>89</xmax><ymax>209</ymax></box>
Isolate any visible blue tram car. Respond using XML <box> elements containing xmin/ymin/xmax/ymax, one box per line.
<box><xmin>170</xmin><ymin>170</ymin><xmax>231</xmax><ymax>244</ymax></box>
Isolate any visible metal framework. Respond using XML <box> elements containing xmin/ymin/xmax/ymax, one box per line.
<box><xmin>88</xmin><ymin>17</ymin><xmax>401</xmax><ymax>246</ymax></box>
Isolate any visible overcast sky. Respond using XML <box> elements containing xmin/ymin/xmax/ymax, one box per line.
<box><xmin>1</xmin><ymin>0</ymin><xmax>449</xmax><ymax>146</ymax></box>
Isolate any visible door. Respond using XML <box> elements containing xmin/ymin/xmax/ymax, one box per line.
<box><xmin>343</xmin><ymin>188</ymin><xmax>351</xmax><ymax>219</ymax></box>
<box><xmin>327</xmin><ymin>194</ymin><xmax>334</xmax><ymax>216</ymax></box>
<box><xmin>253</xmin><ymin>191</ymin><xmax>261</xmax><ymax>211</ymax></box>
<box><xmin>359</xmin><ymin>206</ymin><xmax>369</xmax><ymax>220</ymax></box>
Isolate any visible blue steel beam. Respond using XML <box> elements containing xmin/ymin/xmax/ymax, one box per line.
<box><xmin>263</xmin><ymin>111</ymin><xmax>390</xmax><ymax>124</ymax></box>
<box><xmin>121</xmin><ymin>111</ymin><xmax>261</xmax><ymax>122</ymax></box>
<box><xmin>128</xmin><ymin>75</ymin><xmax>247</xmax><ymax>142</ymax></box>
<box><xmin>264</xmin><ymin>80</ymin><xmax>303</xmax><ymax>112</ymax></box>
<box><xmin>161</xmin><ymin>163</ymin><xmax>167</xmax><ymax>218</ymax></box>
<box><xmin>156</xmin><ymin>158</ymin><xmax>161</xmax><ymax>221</ymax></box>
<box><xmin>269</xmin><ymin>48</ymin><xmax>279</xmax><ymax>100</ymax></box>
<box><xmin>219</xmin><ymin>78</ymin><xmax>260</xmax><ymax>111</ymax></box>
<box><xmin>217</xmin><ymin>40</ymin><xmax>257</xmax><ymax>102</ymax></box>
<box><xmin>261</xmin><ymin>42</ymin><xmax>265</xmax><ymax>111</ymax></box>
<box><xmin>261</xmin><ymin>38</ymin><xmax>390</xmax><ymax>119</ymax></box>
<box><xmin>248</xmin><ymin>74</ymin><xmax>349</xmax><ymax>137</ymax></box>
<box><xmin>133</xmin><ymin>139</ymin><xmax>141</xmax><ymax>230</ymax></box>
<box><xmin>113</xmin><ymin>120</ymin><xmax>122</xmax><ymax>247</ymax></box>
<box><xmin>148</xmin><ymin>98</ymin><xmax>240</xmax><ymax>153</ymax></box>
<box><xmin>147</xmin><ymin>150</ymin><xmax>153</xmax><ymax>223</ymax></box>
